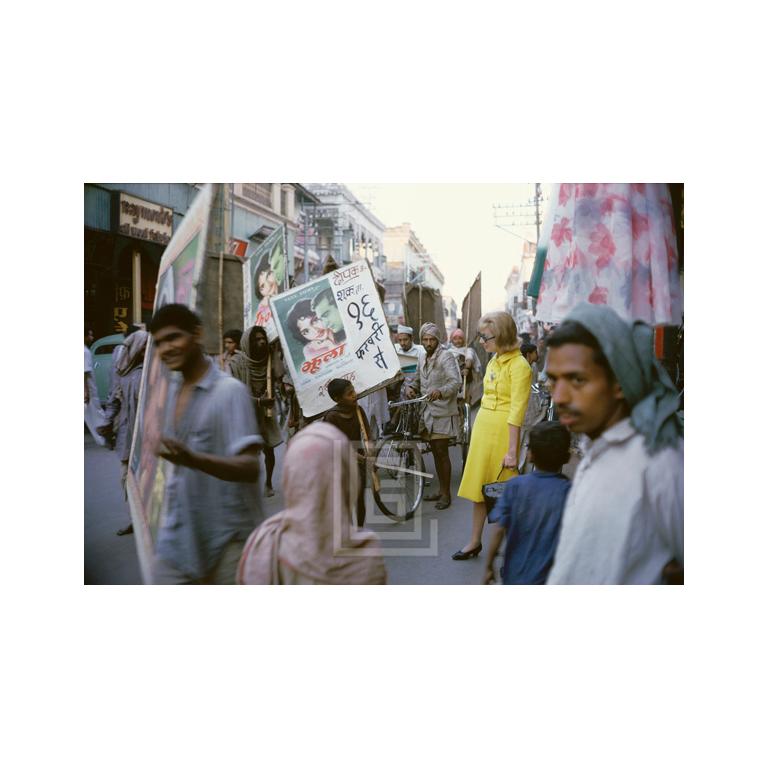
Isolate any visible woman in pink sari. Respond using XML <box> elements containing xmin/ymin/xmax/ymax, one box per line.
<box><xmin>237</xmin><ymin>422</ymin><xmax>387</xmax><ymax>585</ymax></box>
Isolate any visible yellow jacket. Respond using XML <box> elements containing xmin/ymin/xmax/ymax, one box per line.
<box><xmin>480</xmin><ymin>349</ymin><xmax>532</xmax><ymax>427</ymax></box>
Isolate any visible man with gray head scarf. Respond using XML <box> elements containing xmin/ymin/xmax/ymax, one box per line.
<box><xmin>543</xmin><ymin>304</ymin><xmax>683</xmax><ymax>584</ymax></box>
<box><xmin>228</xmin><ymin>325</ymin><xmax>285</xmax><ymax>497</ymax></box>
<box><xmin>404</xmin><ymin>322</ymin><xmax>461</xmax><ymax>509</ymax></box>
<box><xmin>98</xmin><ymin>329</ymin><xmax>149</xmax><ymax>535</ymax></box>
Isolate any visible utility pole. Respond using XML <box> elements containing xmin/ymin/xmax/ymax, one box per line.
<box><xmin>492</xmin><ymin>183</ymin><xmax>546</xmax><ymax>238</ymax></box>
<box><xmin>493</xmin><ymin>183</ymin><xmax>547</xmax><ymax>320</ymax></box>
<box><xmin>534</xmin><ymin>182</ymin><xmax>542</xmax><ymax>242</ymax></box>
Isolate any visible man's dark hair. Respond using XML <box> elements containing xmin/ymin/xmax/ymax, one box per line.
<box><xmin>311</xmin><ymin>287</ymin><xmax>334</xmax><ymax>311</ymax></box>
<box><xmin>529</xmin><ymin>421</ymin><xmax>571</xmax><ymax>472</ymax></box>
<box><xmin>223</xmin><ymin>329</ymin><xmax>242</xmax><ymax>346</ymax></box>
<box><xmin>521</xmin><ymin>342</ymin><xmax>538</xmax><ymax>359</ymax></box>
<box><xmin>520</xmin><ymin>332</ymin><xmax>532</xmax><ymax>344</ymax></box>
<box><xmin>545</xmin><ymin>320</ymin><xmax>613</xmax><ymax>378</ymax></box>
<box><xmin>149</xmin><ymin>303</ymin><xmax>202</xmax><ymax>335</ymax></box>
<box><xmin>286</xmin><ymin>299</ymin><xmax>315</xmax><ymax>344</ymax></box>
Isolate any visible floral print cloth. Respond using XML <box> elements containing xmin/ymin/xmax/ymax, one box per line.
<box><xmin>535</xmin><ymin>184</ymin><xmax>682</xmax><ymax>326</ymax></box>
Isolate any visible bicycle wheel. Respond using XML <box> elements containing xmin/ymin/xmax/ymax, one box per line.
<box><xmin>373</xmin><ymin>437</ymin><xmax>426</xmax><ymax>522</ymax></box>
<box><xmin>461</xmin><ymin>403</ymin><xmax>471</xmax><ymax>470</ymax></box>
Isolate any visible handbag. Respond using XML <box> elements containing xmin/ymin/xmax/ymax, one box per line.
<box><xmin>482</xmin><ymin>465</ymin><xmax>511</xmax><ymax>516</ymax></box>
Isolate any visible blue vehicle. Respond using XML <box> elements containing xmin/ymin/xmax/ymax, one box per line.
<box><xmin>90</xmin><ymin>334</ymin><xmax>125</xmax><ymax>405</ymax></box>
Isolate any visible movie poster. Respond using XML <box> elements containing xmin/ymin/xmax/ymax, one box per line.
<box><xmin>243</xmin><ymin>225</ymin><xmax>287</xmax><ymax>342</ymax></box>
<box><xmin>271</xmin><ymin>261</ymin><xmax>400</xmax><ymax>417</ymax></box>
<box><xmin>126</xmin><ymin>184</ymin><xmax>213</xmax><ymax>583</ymax></box>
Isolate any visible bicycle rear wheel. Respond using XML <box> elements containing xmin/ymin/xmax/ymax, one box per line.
<box><xmin>373</xmin><ymin>437</ymin><xmax>426</xmax><ymax>522</ymax></box>
<box><xmin>461</xmin><ymin>403</ymin><xmax>471</xmax><ymax>470</ymax></box>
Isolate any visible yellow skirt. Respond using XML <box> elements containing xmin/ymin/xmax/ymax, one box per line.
<box><xmin>457</xmin><ymin>407</ymin><xmax>518</xmax><ymax>503</ymax></box>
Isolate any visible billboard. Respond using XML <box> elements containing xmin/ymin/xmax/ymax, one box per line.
<box><xmin>126</xmin><ymin>184</ymin><xmax>214</xmax><ymax>583</ymax></box>
<box><xmin>243</xmin><ymin>225</ymin><xmax>287</xmax><ymax>342</ymax></box>
<box><xmin>271</xmin><ymin>261</ymin><xmax>400</xmax><ymax>417</ymax></box>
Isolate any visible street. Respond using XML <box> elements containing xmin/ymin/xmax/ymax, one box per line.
<box><xmin>84</xmin><ymin>430</ymin><xmax>490</xmax><ymax>585</ymax></box>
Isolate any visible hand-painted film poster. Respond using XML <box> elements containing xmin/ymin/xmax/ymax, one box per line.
<box><xmin>126</xmin><ymin>184</ymin><xmax>213</xmax><ymax>583</ymax></box>
<box><xmin>243</xmin><ymin>225</ymin><xmax>288</xmax><ymax>342</ymax></box>
<box><xmin>271</xmin><ymin>261</ymin><xmax>400</xmax><ymax>417</ymax></box>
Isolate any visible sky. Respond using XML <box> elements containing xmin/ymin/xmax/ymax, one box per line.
<box><xmin>346</xmin><ymin>183</ymin><xmax>548</xmax><ymax>314</ymax></box>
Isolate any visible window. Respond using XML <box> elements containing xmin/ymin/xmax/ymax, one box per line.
<box><xmin>242</xmin><ymin>184</ymin><xmax>273</xmax><ymax>208</ymax></box>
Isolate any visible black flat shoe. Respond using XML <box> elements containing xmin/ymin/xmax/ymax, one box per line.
<box><xmin>116</xmin><ymin>524</ymin><xmax>134</xmax><ymax>536</ymax></box>
<box><xmin>435</xmin><ymin>498</ymin><xmax>451</xmax><ymax>510</ymax></box>
<box><xmin>452</xmin><ymin>544</ymin><xmax>481</xmax><ymax>560</ymax></box>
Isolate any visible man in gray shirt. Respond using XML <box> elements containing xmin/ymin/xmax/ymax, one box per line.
<box><xmin>148</xmin><ymin>304</ymin><xmax>264</xmax><ymax>584</ymax></box>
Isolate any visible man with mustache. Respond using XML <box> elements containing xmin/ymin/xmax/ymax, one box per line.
<box><xmin>544</xmin><ymin>304</ymin><xmax>683</xmax><ymax>584</ymax></box>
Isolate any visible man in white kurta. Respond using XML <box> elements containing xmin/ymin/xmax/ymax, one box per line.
<box><xmin>543</xmin><ymin>303</ymin><xmax>683</xmax><ymax>585</ymax></box>
<box><xmin>547</xmin><ymin>419</ymin><xmax>682</xmax><ymax>584</ymax></box>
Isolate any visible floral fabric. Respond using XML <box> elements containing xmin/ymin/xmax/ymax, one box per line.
<box><xmin>536</xmin><ymin>184</ymin><xmax>682</xmax><ymax>326</ymax></box>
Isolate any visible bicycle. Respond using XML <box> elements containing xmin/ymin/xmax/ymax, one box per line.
<box><xmin>451</xmin><ymin>398</ymin><xmax>472</xmax><ymax>470</ymax></box>
<box><xmin>372</xmin><ymin>395</ymin><xmax>431</xmax><ymax>522</ymax></box>
<box><xmin>449</xmin><ymin>363</ymin><xmax>473</xmax><ymax>471</ymax></box>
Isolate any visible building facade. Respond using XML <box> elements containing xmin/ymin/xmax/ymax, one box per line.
<box><xmin>84</xmin><ymin>183</ymin><xmax>310</xmax><ymax>339</ymax></box>
<box><xmin>303</xmin><ymin>184</ymin><xmax>386</xmax><ymax>281</ymax></box>
<box><xmin>503</xmin><ymin>240</ymin><xmax>537</xmax><ymax>334</ymax></box>
<box><xmin>382</xmin><ymin>222</ymin><xmax>444</xmax><ymax>327</ymax></box>
<box><xmin>85</xmin><ymin>183</ymin><xmax>201</xmax><ymax>337</ymax></box>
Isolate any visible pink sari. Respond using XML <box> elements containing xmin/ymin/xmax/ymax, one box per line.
<box><xmin>237</xmin><ymin>423</ymin><xmax>387</xmax><ymax>585</ymax></box>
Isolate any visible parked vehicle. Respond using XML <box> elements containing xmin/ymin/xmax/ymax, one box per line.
<box><xmin>91</xmin><ymin>334</ymin><xmax>125</xmax><ymax>404</ymax></box>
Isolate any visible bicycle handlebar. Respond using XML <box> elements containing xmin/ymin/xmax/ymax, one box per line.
<box><xmin>388</xmin><ymin>395</ymin><xmax>429</xmax><ymax>407</ymax></box>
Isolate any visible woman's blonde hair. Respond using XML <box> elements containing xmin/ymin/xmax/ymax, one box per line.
<box><xmin>478</xmin><ymin>311</ymin><xmax>519</xmax><ymax>352</ymax></box>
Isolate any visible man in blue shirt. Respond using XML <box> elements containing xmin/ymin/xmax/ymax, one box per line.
<box><xmin>148</xmin><ymin>304</ymin><xmax>264</xmax><ymax>584</ymax></box>
<box><xmin>483</xmin><ymin>421</ymin><xmax>572</xmax><ymax>585</ymax></box>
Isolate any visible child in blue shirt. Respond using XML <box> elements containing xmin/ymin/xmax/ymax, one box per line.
<box><xmin>484</xmin><ymin>421</ymin><xmax>572</xmax><ymax>584</ymax></box>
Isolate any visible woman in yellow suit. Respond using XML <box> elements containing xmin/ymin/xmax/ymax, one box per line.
<box><xmin>453</xmin><ymin>311</ymin><xmax>532</xmax><ymax>560</ymax></box>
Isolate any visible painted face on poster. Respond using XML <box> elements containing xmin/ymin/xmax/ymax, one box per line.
<box><xmin>270</xmin><ymin>261</ymin><xmax>399</xmax><ymax>417</ymax></box>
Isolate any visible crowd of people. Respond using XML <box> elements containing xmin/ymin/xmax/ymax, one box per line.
<box><xmin>85</xmin><ymin>298</ymin><xmax>683</xmax><ymax>586</ymax></box>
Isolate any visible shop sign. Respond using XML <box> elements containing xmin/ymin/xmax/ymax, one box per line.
<box><xmin>118</xmin><ymin>193</ymin><xmax>173</xmax><ymax>245</ymax></box>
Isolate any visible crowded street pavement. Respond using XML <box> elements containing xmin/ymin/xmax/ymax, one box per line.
<box><xmin>85</xmin><ymin>430</ymin><xmax>489</xmax><ymax>585</ymax></box>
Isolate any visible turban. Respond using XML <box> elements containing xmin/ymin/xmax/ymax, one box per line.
<box><xmin>116</xmin><ymin>330</ymin><xmax>148</xmax><ymax>376</ymax></box>
<box><xmin>419</xmin><ymin>322</ymin><xmax>441</xmax><ymax>341</ymax></box>
<box><xmin>564</xmin><ymin>303</ymin><xmax>682</xmax><ymax>454</ymax></box>
<box><xmin>450</xmin><ymin>328</ymin><xmax>465</xmax><ymax>343</ymax></box>
<box><xmin>397</xmin><ymin>325</ymin><xmax>413</xmax><ymax>336</ymax></box>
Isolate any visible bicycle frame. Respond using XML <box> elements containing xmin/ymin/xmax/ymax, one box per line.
<box><xmin>387</xmin><ymin>395</ymin><xmax>428</xmax><ymax>442</ymax></box>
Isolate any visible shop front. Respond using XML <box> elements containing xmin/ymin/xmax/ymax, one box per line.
<box><xmin>84</xmin><ymin>185</ymin><xmax>191</xmax><ymax>337</ymax></box>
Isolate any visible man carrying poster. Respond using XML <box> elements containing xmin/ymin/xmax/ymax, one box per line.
<box><xmin>127</xmin><ymin>183</ymin><xmax>215</xmax><ymax>583</ymax></box>
<box><xmin>148</xmin><ymin>303</ymin><xmax>264</xmax><ymax>584</ymax></box>
<box><xmin>270</xmin><ymin>261</ymin><xmax>400</xmax><ymax>418</ymax></box>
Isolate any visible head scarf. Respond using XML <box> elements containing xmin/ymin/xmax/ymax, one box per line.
<box><xmin>419</xmin><ymin>322</ymin><xmax>441</xmax><ymax>341</ymax></box>
<box><xmin>237</xmin><ymin>423</ymin><xmax>387</xmax><ymax>584</ymax></box>
<box><xmin>450</xmin><ymin>328</ymin><xmax>465</xmax><ymax>344</ymax></box>
<box><xmin>228</xmin><ymin>325</ymin><xmax>269</xmax><ymax>395</ymax></box>
<box><xmin>564</xmin><ymin>303</ymin><xmax>682</xmax><ymax>453</ymax></box>
<box><xmin>116</xmin><ymin>330</ymin><xmax>148</xmax><ymax>376</ymax></box>
<box><xmin>397</xmin><ymin>325</ymin><xmax>413</xmax><ymax>336</ymax></box>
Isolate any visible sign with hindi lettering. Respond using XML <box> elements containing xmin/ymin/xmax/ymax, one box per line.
<box><xmin>270</xmin><ymin>261</ymin><xmax>400</xmax><ymax>417</ymax></box>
